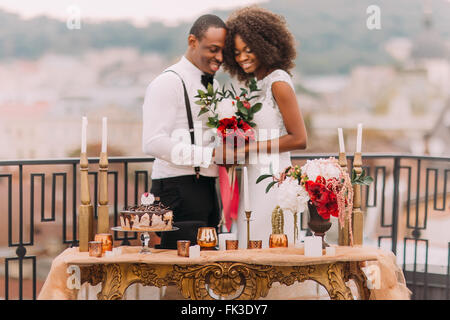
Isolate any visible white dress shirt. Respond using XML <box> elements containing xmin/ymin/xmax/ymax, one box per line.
<box><xmin>142</xmin><ymin>56</ymin><xmax>219</xmax><ymax>179</ymax></box>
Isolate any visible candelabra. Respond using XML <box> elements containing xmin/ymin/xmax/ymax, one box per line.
<box><xmin>79</xmin><ymin>152</ymin><xmax>94</xmax><ymax>252</ymax></box>
<box><xmin>245</xmin><ymin>210</ymin><xmax>252</xmax><ymax>248</ymax></box>
<box><xmin>338</xmin><ymin>152</ymin><xmax>350</xmax><ymax>246</ymax></box>
<box><xmin>352</xmin><ymin>152</ymin><xmax>364</xmax><ymax>246</ymax></box>
<box><xmin>97</xmin><ymin>152</ymin><xmax>109</xmax><ymax>234</ymax></box>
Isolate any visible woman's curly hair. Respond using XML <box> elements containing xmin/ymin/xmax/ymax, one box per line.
<box><xmin>223</xmin><ymin>6</ymin><xmax>297</xmax><ymax>83</ymax></box>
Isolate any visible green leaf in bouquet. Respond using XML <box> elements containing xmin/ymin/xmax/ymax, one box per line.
<box><xmin>240</xmin><ymin>88</ymin><xmax>248</xmax><ymax>96</ymax></box>
<box><xmin>256</xmin><ymin>174</ymin><xmax>273</xmax><ymax>184</ymax></box>
<box><xmin>195</xmin><ymin>100</ymin><xmax>206</xmax><ymax>105</ymax></box>
<box><xmin>237</xmin><ymin>102</ymin><xmax>248</xmax><ymax>116</ymax></box>
<box><xmin>197</xmin><ymin>89</ymin><xmax>206</xmax><ymax>96</ymax></box>
<box><xmin>248</xmin><ymin>78</ymin><xmax>257</xmax><ymax>91</ymax></box>
<box><xmin>230</xmin><ymin>83</ymin><xmax>237</xmax><ymax>97</ymax></box>
<box><xmin>206</xmin><ymin>122</ymin><xmax>217</xmax><ymax>128</ymax></box>
<box><xmin>246</xmin><ymin>95</ymin><xmax>260</xmax><ymax>101</ymax></box>
<box><xmin>198</xmin><ymin>108</ymin><xmax>209</xmax><ymax>117</ymax></box>
<box><xmin>265</xmin><ymin>181</ymin><xmax>277</xmax><ymax>193</ymax></box>
<box><xmin>251</xmin><ymin>103</ymin><xmax>262</xmax><ymax>113</ymax></box>
<box><xmin>207</xmin><ymin>83</ymin><xmax>214</xmax><ymax>96</ymax></box>
<box><xmin>361</xmin><ymin>176</ymin><xmax>374</xmax><ymax>186</ymax></box>
<box><xmin>208</xmin><ymin>116</ymin><xmax>218</xmax><ymax>125</ymax></box>
<box><xmin>248</xmin><ymin>121</ymin><xmax>257</xmax><ymax>127</ymax></box>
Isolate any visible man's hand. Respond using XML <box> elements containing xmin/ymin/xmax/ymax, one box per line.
<box><xmin>212</xmin><ymin>143</ymin><xmax>250</xmax><ymax>168</ymax></box>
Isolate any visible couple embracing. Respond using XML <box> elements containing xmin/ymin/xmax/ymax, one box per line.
<box><xmin>142</xmin><ymin>7</ymin><xmax>307</xmax><ymax>250</ymax></box>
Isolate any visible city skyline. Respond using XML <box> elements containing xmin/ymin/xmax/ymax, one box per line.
<box><xmin>0</xmin><ymin>0</ymin><xmax>266</xmax><ymax>26</ymax></box>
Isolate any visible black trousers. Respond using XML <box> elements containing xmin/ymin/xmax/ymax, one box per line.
<box><xmin>150</xmin><ymin>175</ymin><xmax>220</xmax><ymax>228</ymax></box>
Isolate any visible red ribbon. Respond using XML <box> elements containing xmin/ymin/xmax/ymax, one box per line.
<box><xmin>219</xmin><ymin>166</ymin><xmax>240</xmax><ymax>232</ymax></box>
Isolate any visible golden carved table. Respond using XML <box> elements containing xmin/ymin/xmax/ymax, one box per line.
<box><xmin>38</xmin><ymin>245</ymin><xmax>411</xmax><ymax>300</ymax></box>
<box><xmin>80</xmin><ymin>260</ymin><xmax>369</xmax><ymax>300</ymax></box>
<box><xmin>50</xmin><ymin>246</ymin><xmax>384</xmax><ymax>300</ymax></box>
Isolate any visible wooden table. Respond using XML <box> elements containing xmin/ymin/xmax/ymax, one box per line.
<box><xmin>64</xmin><ymin>246</ymin><xmax>379</xmax><ymax>300</ymax></box>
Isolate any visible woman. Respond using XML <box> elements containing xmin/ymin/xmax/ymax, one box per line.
<box><xmin>221</xmin><ymin>6</ymin><xmax>322</xmax><ymax>300</ymax></box>
<box><xmin>222</xmin><ymin>6</ymin><xmax>308</xmax><ymax>249</ymax></box>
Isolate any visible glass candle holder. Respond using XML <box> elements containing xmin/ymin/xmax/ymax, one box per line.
<box><xmin>177</xmin><ymin>240</ymin><xmax>191</xmax><ymax>257</ymax></box>
<box><xmin>197</xmin><ymin>227</ymin><xmax>217</xmax><ymax>250</ymax></box>
<box><xmin>225</xmin><ymin>240</ymin><xmax>239</xmax><ymax>250</ymax></box>
<box><xmin>269</xmin><ymin>234</ymin><xmax>288</xmax><ymax>248</ymax></box>
<box><xmin>94</xmin><ymin>233</ymin><xmax>113</xmax><ymax>254</ymax></box>
<box><xmin>88</xmin><ymin>241</ymin><xmax>103</xmax><ymax>257</ymax></box>
<box><xmin>248</xmin><ymin>240</ymin><xmax>262</xmax><ymax>249</ymax></box>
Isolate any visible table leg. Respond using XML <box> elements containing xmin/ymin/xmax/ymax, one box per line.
<box><xmin>348</xmin><ymin>262</ymin><xmax>371</xmax><ymax>300</ymax></box>
<box><xmin>96</xmin><ymin>264</ymin><xmax>130</xmax><ymax>300</ymax></box>
<box><xmin>305</xmin><ymin>263</ymin><xmax>354</xmax><ymax>300</ymax></box>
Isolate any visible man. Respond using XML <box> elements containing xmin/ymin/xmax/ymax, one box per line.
<box><xmin>142</xmin><ymin>15</ymin><xmax>226</xmax><ymax>240</ymax></box>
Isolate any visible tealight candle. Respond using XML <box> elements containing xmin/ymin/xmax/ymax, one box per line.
<box><xmin>189</xmin><ymin>245</ymin><xmax>201</xmax><ymax>258</ymax></box>
<box><xmin>325</xmin><ymin>246</ymin><xmax>336</xmax><ymax>256</ymax></box>
<box><xmin>218</xmin><ymin>233</ymin><xmax>236</xmax><ymax>251</ymax></box>
<box><xmin>104</xmin><ymin>250</ymin><xmax>115</xmax><ymax>257</ymax></box>
<box><xmin>304</xmin><ymin>236</ymin><xmax>323</xmax><ymax>257</ymax></box>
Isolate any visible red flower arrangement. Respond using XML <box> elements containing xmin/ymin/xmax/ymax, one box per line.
<box><xmin>304</xmin><ymin>177</ymin><xmax>339</xmax><ymax>220</ymax></box>
<box><xmin>217</xmin><ymin>116</ymin><xmax>255</xmax><ymax>147</ymax></box>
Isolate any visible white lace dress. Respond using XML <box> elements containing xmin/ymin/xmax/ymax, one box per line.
<box><xmin>236</xmin><ymin>69</ymin><xmax>296</xmax><ymax>248</ymax></box>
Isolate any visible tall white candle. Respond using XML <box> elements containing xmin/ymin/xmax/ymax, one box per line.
<box><xmin>338</xmin><ymin>128</ymin><xmax>345</xmax><ymax>153</ymax></box>
<box><xmin>81</xmin><ymin>116</ymin><xmax>87</xmax><ymax>153</ymax></box>
<box><xmin>243</xmin><ymin>166</ymin><xmax>250</xmax><ymax>212</ymax></box>
<box><xmin>101</xmin><ymin>117</ymin><xmax>107</xmax><ymax>153</ymax></box>
<box><xmin>356</xmin><ymin>123</ymin><xmax>363</xmax><ymax>153</ymax></box>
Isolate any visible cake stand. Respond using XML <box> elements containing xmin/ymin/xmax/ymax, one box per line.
<box><xmin>111</xmin><ymin>226</ymin><xmax>179</xmax><ymax>254</ymax></box>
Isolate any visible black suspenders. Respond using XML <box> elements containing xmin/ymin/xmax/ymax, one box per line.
<box><xmin>164</xmin><ymin>70</ymin><xmax>200</xmax><ymax>179</ymax></box>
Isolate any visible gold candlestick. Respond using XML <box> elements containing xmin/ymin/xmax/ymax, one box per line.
<box><xmin>245</xmin><ymin>210</ymin><xmax>252</xmax><ymax>249</ymax></box>
<box><xmin>79</xmin><ymin>152</ymin><xmax>94</xmax><ymax>252</ymax></box>
<box><xmin>338</xmin><ymin>152</ymin><xmax>350</xmax><ymax>246</ymax></box>
<box><xmin>97</xmin><ymin>152</ymin><xmax>109</xmax><ymax>234</ymax></box>
<box><xmin>352</xmin><ymin>152</ymin><xmax>364</xmax><ymax>246</ymax></box>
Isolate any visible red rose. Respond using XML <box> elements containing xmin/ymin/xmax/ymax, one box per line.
<box><xmin>242</xmin><ymin>101</ymin><xmax>251</xmax><ymax>109</ymax></box>
<box><xmin>305</xmin><ymin>176</ymin><xmax>339</xmax><ymax>220</ymax></box>
<box><xmin>235</xmin><ymin>119</ymin><xmax>255</xmax><ymax>144</ymax></box>
<box><xmin>217</xmin><ymin>116</ymin><xmax>238</xmax><ymax>141</ymax></box>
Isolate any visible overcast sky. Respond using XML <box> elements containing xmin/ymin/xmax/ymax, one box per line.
<box><xmin>0</xmin><ymin>0</ymin><xmax>267</xmax><ymax>26</ymax></box>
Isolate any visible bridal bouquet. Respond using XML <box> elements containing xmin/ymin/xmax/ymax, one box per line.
<box><xmin>257</xmin><ymin>158</ymin><xmax>356</xmax><ymax>242</ymax></box>
<box><xmin>195</xmin><ymin>80</ymin><xmax>262</xmax><ymax>232</ymax></box>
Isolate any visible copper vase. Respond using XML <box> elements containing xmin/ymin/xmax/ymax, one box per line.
<box><xmin>197</xmin><ymin>227</ymin><xmax>218</xmax><ymax>250</ymax></box>
<box><xmin>269</xmin><ymin>234</ymin><xmax>288</xmax><ymax>248</ymax></box>
<box><xmin>307</xmin><ymin>201</ymin><xmax>332</xmax><ymax>249</ymax></box>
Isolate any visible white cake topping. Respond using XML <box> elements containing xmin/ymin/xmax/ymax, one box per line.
<box><xmin>141</xmin><ymin>192</ymin><xmax>155</xmax><ymax>205</ymax></box>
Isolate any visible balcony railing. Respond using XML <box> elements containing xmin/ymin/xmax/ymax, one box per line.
<box><xmin>0</xmin><ymin>154</ymin><xmax>449</xmax><ymax>300</ymax></box>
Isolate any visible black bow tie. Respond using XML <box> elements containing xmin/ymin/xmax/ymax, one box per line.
<box><xmin>201</xmin><ymin>73</ymin><xmax>214</xmax><ymax>89</ymax></box>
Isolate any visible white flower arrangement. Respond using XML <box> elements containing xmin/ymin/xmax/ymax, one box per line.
<box><xmin>275</xmin><ymin>176</ymin><xmax>310</xmax><ymax>214</ymax></box>
<box><xmin>300</xmin><ymin>158</ymin><xmax>341</xmax><ymax>182</ymax></box>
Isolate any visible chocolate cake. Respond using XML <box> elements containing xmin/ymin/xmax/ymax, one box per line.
<box><xmin>119</xmin><ymin>193</ymin><xmax>173</xmax><ymax>231</ymax></box>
